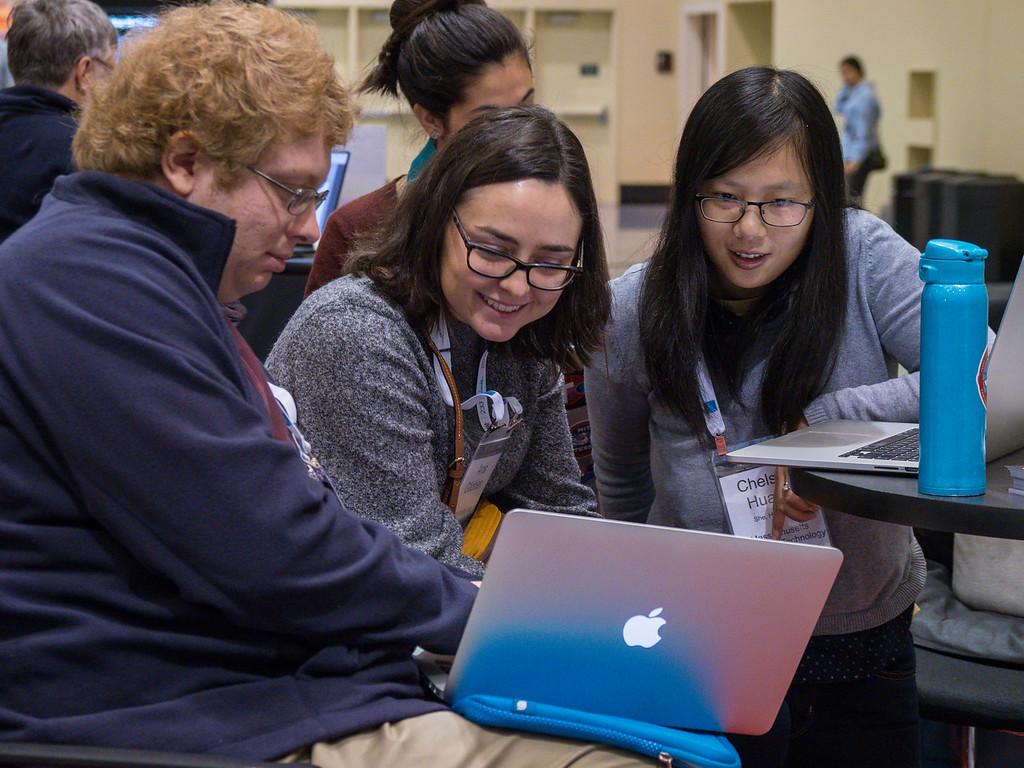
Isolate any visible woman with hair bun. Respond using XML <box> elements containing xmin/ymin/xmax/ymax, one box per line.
<box><xmin>305</xmin><ymin>0</ymin><xmax>533</xmax><ymax>295</ymax></box>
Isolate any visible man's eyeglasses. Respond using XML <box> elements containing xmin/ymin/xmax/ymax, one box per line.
<box><xmin>695</xmin><ymin>194</ymin><xmax>815</xmax><ymax>228</ymax></box>
<box><xmin>452</xmin><ymin>210</ymin><xmax>583</xmax><ymax>291</ymax></box>
<box><xmin>248</xmin><ymin>166</ymin><xmax>328</xmax><ymax>216</ymax></box>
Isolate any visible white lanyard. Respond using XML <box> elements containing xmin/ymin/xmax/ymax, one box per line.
<box><xmin>697</xmin><ymin>358</ymin><xmax>727</xmax><ymax>455</ymax></box>
<box><xmin>701</xmin><ymin>361</ymin><xmax>832</xmax><ymax>545</ymax></box>
<box><xmin>429</xmin><ymin>313</ymin><xmax>522</xmax><ymax>430</ymax></box>
<box><xmin>267</xmin><ymin>381</ymin><xmax>336</xmax><ymax>491</ymax></box>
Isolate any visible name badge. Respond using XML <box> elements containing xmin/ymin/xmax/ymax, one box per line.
<box><xmin>454</xmin><ymin>424</ymin><xmax>515</xmax><ymax>523</ymax></box>
<box><xmin>717</xmin><ymin>464</ymin><xmax>832</xmax><ymax>546</ymax></box>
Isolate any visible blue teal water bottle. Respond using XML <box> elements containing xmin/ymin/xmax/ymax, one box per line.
<box><xmin>918</xmin><ymin>239</ymin><xmax>988</xmax><ymax>496</ymax></box>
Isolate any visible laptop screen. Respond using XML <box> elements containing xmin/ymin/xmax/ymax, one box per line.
<box><xmin>315</xmin><ymin>149</ymin><xmax>350</xmax><ymax>236</ymax></box>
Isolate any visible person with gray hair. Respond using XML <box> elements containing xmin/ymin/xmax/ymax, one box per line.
<box><xmin>0</xmin><ymin>0</ymin><xmax>116</xmax><ymax>242</ymax></box>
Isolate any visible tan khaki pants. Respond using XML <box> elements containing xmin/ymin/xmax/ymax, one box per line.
<box><xmin>282</xmin><ymin>710</ymin><xmax>656</xmax><ymax>767</ymax></box>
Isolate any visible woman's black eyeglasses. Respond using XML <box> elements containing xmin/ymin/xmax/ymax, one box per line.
<box><xmin>695</xmin><ymin>194</ymin><xmax>814</xmax><ymax>228</ymax></box>
<box><xmin>452</xmin><ymin>210</ymin><xmax>583</xmax><ymax>291</ymax></box>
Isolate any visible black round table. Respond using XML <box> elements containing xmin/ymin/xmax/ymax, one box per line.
<box><xmin>792</xmin><ymin>447</ymin><xmax>1024</xmax><ymax>743</ymax></box>
<box><xmin>790</xmin><ymin>446</ymin><xmax>1024</xmax><ymax>540</ymax></box>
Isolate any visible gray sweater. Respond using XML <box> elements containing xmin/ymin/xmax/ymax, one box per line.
<box><xmin>586</xmin><ymin>209</ymin><xmax>926</xmax><ymax>635</ymax></box>
<box><xmin>267</xmin><ymin>276</ymin><xmax>596</xmax><ymax>577</ymax></box>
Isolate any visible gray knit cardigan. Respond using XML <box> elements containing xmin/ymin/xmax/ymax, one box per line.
<box><xmin>267</xmin><ymin>275</ymin><xmax>597</xmax><ymax>577</ymax></box>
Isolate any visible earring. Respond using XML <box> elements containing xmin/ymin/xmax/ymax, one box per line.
<box><xmin>430</xmin><ymin>131</ymin><xmax>441</xmax><ymax>141</ymax></box>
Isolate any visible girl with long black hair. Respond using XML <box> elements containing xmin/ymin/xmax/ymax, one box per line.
<box><xmin>587</xmin><ymin>67</ymin><xmax>924</xmax><ymax>766</ymax></box>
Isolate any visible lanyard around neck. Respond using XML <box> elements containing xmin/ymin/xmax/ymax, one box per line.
<box><xmin>429</xmin><ymin>313</ymin><xmax>521</xmax><ymax>430</ymax></box>
<box><xmin>697</xmin><ymin>358</ymin><xmax>727</xmax><ymax>455</ymax></box>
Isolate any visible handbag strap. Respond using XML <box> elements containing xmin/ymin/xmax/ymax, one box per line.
<box><xmin>425</xmin><ymin>333</ymin><xmax>466</xmax><ymax>513</ymax></box>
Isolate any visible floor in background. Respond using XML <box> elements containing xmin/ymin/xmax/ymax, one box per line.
<box><xmin>600</xmin><ymin>203</ymin><xmax>665</xmax><ymax>278</ymax></box>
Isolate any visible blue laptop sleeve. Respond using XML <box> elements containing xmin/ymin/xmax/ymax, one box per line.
<box><xmin>452</xmin><ymin>694</ymin><xmax>740</xmax><ymax>768</ymax></box>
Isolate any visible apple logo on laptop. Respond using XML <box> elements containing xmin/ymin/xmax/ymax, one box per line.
<box><xmin>622</xmin><ymin>607</ymin><xmax>666</xmax><ymax>648</ymax></box>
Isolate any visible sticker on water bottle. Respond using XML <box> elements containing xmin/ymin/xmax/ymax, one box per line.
<box><xmin>977</xmin><ymin>345</ymin><xmax>990</xmax><ymax>409</ymax></box>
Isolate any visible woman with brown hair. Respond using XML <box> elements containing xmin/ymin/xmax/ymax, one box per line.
<box><xmin>268</xmin><ymin>106</ymin><xmax>606</xmax><ymax>577</ymax></box>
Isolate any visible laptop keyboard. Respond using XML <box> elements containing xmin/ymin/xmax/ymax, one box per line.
<box><xmin>839</xmin><ymin>428</ymin><xmax>919</xmax><ymax>462</ymax></box>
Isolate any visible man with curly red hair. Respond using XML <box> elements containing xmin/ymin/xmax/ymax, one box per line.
<box><xmin>0</xmin><ymin>3</ymin><xmax>653</xmax><ymax>766</ymax></box>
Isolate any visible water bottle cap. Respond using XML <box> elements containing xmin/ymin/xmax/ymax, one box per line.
<box><xmin>922</xmin><ymin>239</ymin><xmax>988</xmax><ymax>262</ymax></box>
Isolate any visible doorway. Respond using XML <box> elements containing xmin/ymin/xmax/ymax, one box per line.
<box><xmin>679</xmin><ymin>3</ymin><xmax>723</xmax><ymax>130</ymax></box>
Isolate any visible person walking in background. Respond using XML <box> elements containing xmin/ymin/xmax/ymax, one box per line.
<box><xmin>0</xmin><ymin>0</ymin><xmax>116</xmax><ymax>242</ymax></box>
<box><xmin>835</xmin><ymin>55</ymin><xmax>884</xmax><ymax>206</ymax></box>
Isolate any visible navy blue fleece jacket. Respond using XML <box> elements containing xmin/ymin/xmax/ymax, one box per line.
<box><xmin>0</xmin><ymin>85</ymin><xmax>77</xmax><ymax>242</ymax></box>
<box><xmin>0</xmin><ymin>172</ymin><xmax>476</xmax><ymax>758</ymax></box>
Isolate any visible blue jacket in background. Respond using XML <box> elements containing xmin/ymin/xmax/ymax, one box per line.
<box><xmin>0</xmin><ymin>85</ymin><xmax>77</xmax><ymax>243</ymax></box>
<box><xmin>835</xmin><ymin>80</ymin><xmax>881</xmax><ymax>164</ymax></box>
<box><xmin>0</xmin><ymin>172</ymin><xmax>477</xmax><ymax>759</ymax></box>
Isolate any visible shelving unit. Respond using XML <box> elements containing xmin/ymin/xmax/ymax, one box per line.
<box><xmin>908</xmin><ymin>70</ymin><xmax>936</xmax><ymax>119</ymax></box>
<box><xmin>274</xmin><ymin>0</ymin><xmax>618</xmax><ymax>202</ymax></box>
<box><xmin>908</xmin><ymin>145</ymin><xmax>934</xmax><ymax>170</ymax></box>
<box><xmin>906</xmin><ymin>70</ymin><xmax>937</xmax><ymax>171</ymax></box>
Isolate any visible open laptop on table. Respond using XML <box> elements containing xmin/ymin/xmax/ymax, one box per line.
<box><xmin>725</xmin><ymin>258</ymin><xmax>1024</xmax><ymax>474</ymax></box>
<box><xmin>428</xmin><ymin>509</ymin><xmax>842</xmax><ymax>736</ymax></box>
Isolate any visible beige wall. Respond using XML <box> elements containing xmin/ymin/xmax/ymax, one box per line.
<box><xmin>725</xmin><ymin>1</ymin><xmax>772</xmax><ymax>75</ymax></box>
<box><xmin>983</xmin><ymin>0</ymin><xmax>1024</xmax><ymax>186</ymax></box>
<box><xmin>774</xmin><ymin>0</ymin><xmax>991</xmax><ymax>214</ymax></box>
<box><xmin>669</xmin><ymin>0</ymin><xmax>1024</xmax><ymax>215</ymax></box>
<box><xmin>634</xmin><ymin>0</ymin><xmax>1024</xmax><ymax>211</ymax></box>
<box><xmin>286</xmin><ymin>0</ymin><xmax>684</xmax><ymax>200</ymax></box>
<box><xmin>529</xmin><ymin>8</ymin><xmax>617</xmax><ymax>203</ymax></box>
<box><xmin>614</xmin><ymin>1</ymin><xmax>681</xmax><ymax>186</ymax></box>
<box><xmin>290</xmin><ymin>0</ymin><xmax>1024</xmax><ymax>207</ymax></box>
<box><xmin>493</xmin><ymin>1</ymin><xmax>685</xmax><ymax>195</ymax></box>
<box><xmin>507</xmin><ymin>0</ymin><xmax>684</xmax><ymax>191</ymax></box>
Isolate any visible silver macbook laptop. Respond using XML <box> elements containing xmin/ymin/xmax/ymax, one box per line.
<box><xmin>725</xmin><ymin>258</ymin><xmax>1024</xmax><ymax>473</ymax></box>
<box><xmin>439</xmin><ymin>509</ymin><xmax>842</xmax><ymax>736</ymax></box>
